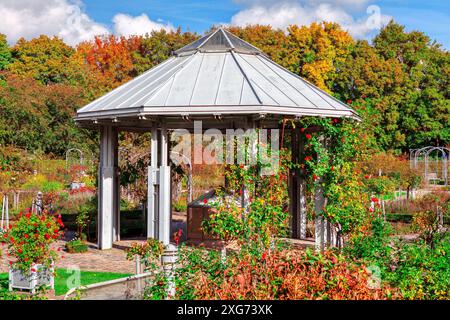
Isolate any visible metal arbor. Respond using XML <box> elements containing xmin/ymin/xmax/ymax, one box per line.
<box><xmin>410</xmin><ymin>146</ymin><xmax>449</xmax><ymax>186</ymax></box>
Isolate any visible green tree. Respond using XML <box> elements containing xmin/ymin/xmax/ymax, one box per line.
<box><xmin>0</xmin><ymin>34</ymin><xmax>11</xmax><ymax>70</ymax></box>
<box><xmin>132</xmin><ymin>28</ymin><xmax>199</xmax><ymax>75</ymax></box>
<box><xmin>335</xmin><ymin>21</ymin><xmax>449</xmax><ymax>152</ymax></box>
<box><xmin>372</xmin><ymin>21</ymin><xmax>449</xmax><ymax>150</ymax></box>
<box><xmin>0</xmin><ymin>72</ymin><xmax>94</xmax><ymax>156</ymax></box>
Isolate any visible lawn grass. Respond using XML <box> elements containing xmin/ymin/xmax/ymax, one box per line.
<box><xmin>0</xmin><ymin>269</ymin><xmax>132</xmax><ymax>296</ymax></box>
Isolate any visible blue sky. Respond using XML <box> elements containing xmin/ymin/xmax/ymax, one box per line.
<box><xmin>0</xmin><ymin>0</ymin><xmax>448</xmax><ymax>49</ymax></box>
<box><xmin>83</xmin><ymin>0</ymin><xmax>449</xmax><ymax>48</ymax></box>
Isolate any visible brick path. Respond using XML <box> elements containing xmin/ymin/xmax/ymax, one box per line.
<box><xmin>1</xmin><ymin>240</ymin><xmax>143</xmax><ymax>274</ymax></box>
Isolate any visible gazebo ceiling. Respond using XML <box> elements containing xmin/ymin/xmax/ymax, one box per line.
<box><xmin>75</xmin><ymin>28</ymin><xmax>360</xmax><ymax>124</ymax></box>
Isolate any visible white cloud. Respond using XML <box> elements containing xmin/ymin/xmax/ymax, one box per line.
<box><xmin>0</xmin><ymin>0</ymin><xmax>109</xmax><ymax>46</ymax></box>
<box><xmin>230</xmin><ymin>0</ymin><xmax>391</xmax><ymax>39</ymax></box>
<box><xmin>0</xmin><ymin>0</ymin><xmax>174</xmax><ymax>46</ymax></box>
<box><xmin>112</xmin><ymin>13</ymin><xmax>175</xmax><ymax>37</ymax></box>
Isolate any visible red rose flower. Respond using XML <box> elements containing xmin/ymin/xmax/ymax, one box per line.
<box><xmin>262</xmin><ymin>252</ymin><xmax>267</xmax><ymax>260</ymax></box>
<box><xmin>44</xmin><ymin>234</ymin><xmax>50</xmax><ymax>240</ymax></box>
<box><xmin>203</xmin><ymin>199</ymin><xmax>208</xmax><ymax>204</ymax></box>
<box><xmin>300</xmin><ymin>128</ymin><xmax>305</xmax><ymax>133</ymax></box>
<box><xmin>18</xmin><ymin>249</ymin><xmax>22</xmax><ymax>253</ymax></box>
<box><xmin>305</xmin><ymin>134</ymin><xmax>312</xmax><ymax>140</ymax></box>
<box><xmin>313</xmin><ymin>174</ymin><xmax>318</xmax><ymax>181</ymax></box>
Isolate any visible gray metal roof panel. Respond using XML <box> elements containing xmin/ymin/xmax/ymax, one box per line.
<box><xmin>76</xmin><ymin>28</ymin><xmax>359</xmax><ymax>121</ymax></box>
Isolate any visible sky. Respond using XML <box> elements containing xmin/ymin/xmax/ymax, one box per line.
<box><xmin>0</xmin><ymin>0</ymin><xmax>448</xmax><ymax>49</ymax></box>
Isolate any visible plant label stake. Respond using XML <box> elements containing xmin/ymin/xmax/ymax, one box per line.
<box><xmin>1</xmin><ymin>195</ymin><xmax>9</xmax><ymax>231</ymax></box>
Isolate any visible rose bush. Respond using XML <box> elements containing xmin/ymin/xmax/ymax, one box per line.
<box><xmin>1</xmin><ymin>210</ymin><xmax>63</xmax><ymax>273</ymax></box>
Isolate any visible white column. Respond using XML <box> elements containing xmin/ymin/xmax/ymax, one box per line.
<box><xmin>298</xmin><ymin>131</ymin><xmax>307</xmax><ymax>239</ymax></box>
<box><xmin>159</xmin><ymin>128</ymin><xmax>171</xmax><ymax>245</ymax></box>
<box><xmin>98</xmin><ymin>125</ymin><xmax>119</xmax><ymax>250</ymax></box>
<box><xmin>147</xmin><ymin>127</ymin><xmax>171</xmax><ymax>245</ymax></box>
<box><xmin>299</xmin><ymin>178</ymin><xmax>307</xmax><ymax>239</ymax></box>
<box><xmin>147</xmin><ymin>127</ymin><xmax>158</xmax><ymax>239</ymax></box>
<box><xmin>314</xmin><ymin>135</ymin><xmax>326</xmax><ymax>251</ymax></box>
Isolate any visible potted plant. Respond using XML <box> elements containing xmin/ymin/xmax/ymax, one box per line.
<box><xmin>2</xmin><ymin>210</ymin><xmax>63</xmax><ymax>294</ymax></box>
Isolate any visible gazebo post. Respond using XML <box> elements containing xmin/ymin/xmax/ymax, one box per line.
<box><xmin>314</xmin><ymin>135</ymin><xmax>326</xmax><ymax>251</ymax></box>
<box><xmin>298</xmin><ymin>132</ymin><xmax>307</xmax><ymax>239</ymax></box>
<box><xmin>98</xmin><ymin>125</ymin><xmax>119</xmax><ymax>250</ymax></box>
<box><xmin>289</xmin><ymin>128</ymin><xmax>299</xmax><ymax>238</ymax></box>
<box><xmin>147</xmin><ymin>126</ymin><xmax>171</xmax><ymax>245</ymax></box>
<box><xmin>290</xmin><ymin>128</ymin><xmax>307</xmax><ymax>239</ymax></box>
<box><xmin>158</xmin><ymin>127</ymin><xmax>171</xmax><ymax>245</ymax></box>
<box><xmin>147</xmin><ymin>127</ymin><xmax>158</xmax><ymax>239</ymax></box>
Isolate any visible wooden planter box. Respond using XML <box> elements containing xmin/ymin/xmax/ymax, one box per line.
<box><xmin>9</xmin><ymin>264</ymin><xmax>54</xmax><ymax>294</ymax></box>
<box><xmin>187</xmin><ymin>190</ymin><xmax>242</xmax><ymax>241</ymax></box>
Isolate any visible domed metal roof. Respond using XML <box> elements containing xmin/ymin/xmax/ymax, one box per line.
<box><xmin>76</xmin><ymin>28</ymin><xmax>360</xmax><ymax>122</ymax></box>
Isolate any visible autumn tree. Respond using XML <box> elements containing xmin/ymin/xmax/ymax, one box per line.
<box><xmin>284</xmin><ymin>22</ymin><xmax>354</xmax><ymax>91</ymax></box>
<box><xmin>226</xmin><ymin>25</ymin><xmax>290</xmax><ymax>66</ymax></box>
<box><xmin>76</xmin><ymin>35</ymin><xmax>141</xmax><ymax>90</ymax></box>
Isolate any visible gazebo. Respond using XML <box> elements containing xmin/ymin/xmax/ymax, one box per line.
<box><xmin>75</xmin><ymin>28</ymin><xmax>359</xmax><ymax>250</ymax></box>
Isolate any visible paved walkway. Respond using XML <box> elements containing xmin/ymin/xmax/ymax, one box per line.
<box><xmin>1</xmin><ymin>240</ymin><xmax>137</xmax><ymax>274</ymax></box>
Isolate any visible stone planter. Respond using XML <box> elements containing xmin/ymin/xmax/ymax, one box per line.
<box><xmin>9</xmin><ymin>263</ymin><xmax>54</xmax><ymax>294</ymax></box>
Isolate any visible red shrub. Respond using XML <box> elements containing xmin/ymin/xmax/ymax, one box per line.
<box><xmin>194</xmin><ymin>249</ymin><xmax>397</xmax><ymax>300</ymax></box>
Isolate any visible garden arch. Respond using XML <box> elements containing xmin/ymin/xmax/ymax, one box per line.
<box><xmin>75</xmin><ymin>28</ymin><xmax>360</xmax><ymax>250</ymax></box>
<box><xmin>410</xmin><ymin>146</ymin><xmax>449</xmax><ymax>186</ymax></box>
